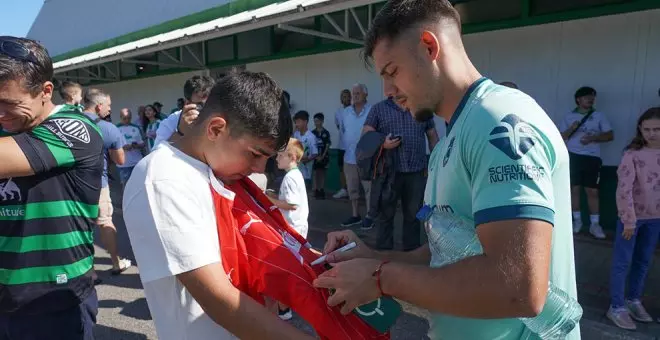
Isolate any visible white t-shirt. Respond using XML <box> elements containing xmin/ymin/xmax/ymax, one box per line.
<box><xmin>116</xmin><ymin>123</ymin><xmax>144</xmax><ymax>168</ymax></box>
<box><xmin>293</xmin><ymin>130</ymin><xmax>318</xmax><ymax>180</ymax></box>
<box><xmin>279</xmin><ymin>168</ymin><xmax>309</xmax><ymax>238</ymax></box>
<box><xmin>122</xmin><ymin>143</ymin><xmax>237</xmax><ymax>340</ymax></box>
<box><xmin>557</xmin><ymin>110</ymin><xmax>612</xmax><ymax>158</ymax></box>
<box><xmin>153</xmin><ymin>110</ymin><xmax>181</xmax><ymax>147</ymax></box>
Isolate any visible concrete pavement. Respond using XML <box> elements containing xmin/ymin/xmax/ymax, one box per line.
<box><xmin>93</xmin><ymin>179</ymin><xmax>660</xmax><ymax>339</ymax></box>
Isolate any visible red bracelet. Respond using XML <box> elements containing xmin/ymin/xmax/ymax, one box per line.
<box><xmin>374</xmin><ymin>261</ymin><xmax>390</xmax><ymax>296</ymax></box>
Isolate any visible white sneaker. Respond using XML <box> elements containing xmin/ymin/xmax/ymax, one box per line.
<box><xmin>572</xmin><ymin>219</ymin><xmax>583</xmax><ymax>234</ymax></box>
<box><xmin>332</xmin><ymin>189</ymin><xmax>348</xmax><ymax>199</ymax></box>
<box><xmin>627</xmin><ymin>300</ymin><xmax>654</xmax><ymax>323</ymax></box>
<box><xmin>589</xmin><ymin>224</ymin><xmax>606</xmax><ymax>239</ymax></box>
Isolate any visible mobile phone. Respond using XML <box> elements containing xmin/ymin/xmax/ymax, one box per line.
<box><xmin>391</xmin><ymin>134</ymin><xmax>402</xmax><ymax>141</ymax></box>
<box><xmin>196</xmin><ymin>103</ymin><xmax>204</xmax><ymax>112</ymax></box>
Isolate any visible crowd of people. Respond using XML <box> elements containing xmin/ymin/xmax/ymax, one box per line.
<box><xmin>1</xmin><ymin>0</ymin><xmax>660</xmax><ymax>339</ymax></box>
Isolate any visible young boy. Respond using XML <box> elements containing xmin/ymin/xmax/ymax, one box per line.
<box><xmin>312</xmin><ymin>113</ymin><xmax>331</xmax><ymax>199</ymax></box>
<box><xmin>266</xmin><ymin>138</ymin><xmax>310</xmax><ymax>320</ymax></box>
<box><xmin>58</xmin><ymin>80</ymin><xmax>83</xmax><ymax>111</ymax></box>
<box><xmin>292</xmin><ymin>111</ymin><xmax>318</xmax><ymax>190</ymax></box>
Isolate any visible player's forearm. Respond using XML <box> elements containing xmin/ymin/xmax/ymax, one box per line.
<box><xmin>373</xmin><ymin>243</ymin><xmax>431</xmax><ymax>265</ymax></box>
<box><xmin>205</xmin><ymin>286</ymin><xmax>313</xmax><ymax>339</ymax></box>
<box><xmin>380</xmin><ymin>254</ymin><xmax>546</xmax><ymax>319</ymax></box>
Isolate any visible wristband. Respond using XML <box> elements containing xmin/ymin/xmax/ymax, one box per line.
<box><xmin>373</xmin><ymin>260</ymin><xmax>390</xmax><ymax>296</ymax></box>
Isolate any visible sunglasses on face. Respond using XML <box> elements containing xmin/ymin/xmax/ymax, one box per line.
<box><xmin>0</xmin><ymin>38</ymin><xmax>39</xmax><ymax>65</ymax></box>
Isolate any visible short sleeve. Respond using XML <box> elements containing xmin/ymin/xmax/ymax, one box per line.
<box><xmin>364</xmin><ymin>104</ymin><xmax>380</xmax><ymax>130</ymax></box>
<box><xmin>308</xmin><ymin>133</ymin><xmax>318</xmax><ymax>156</ymax></box>
<box><xmin>154</xmin><ymin>113</ymin><xmax>178</xmax><ymax>146</ymax></box>
<box><xmin>279</xmin><ymin>174</ymin><xmax>302</xmax><ymax>206</ymax></box>
<box><xmin>425</xmin><ymin>118</ymin><xmax>436</xmax><ymax>131</ymax></box>
<box><xmin>462</xmin><ymin>112</ymin><xmax>556</xmax><ymax>227</ymax></box>
<box><xmin>599</xmin><ymin>112</ymin><xmax>613</xmax><ymax>133</ymax></box>
<box><xmin>12</xmin><ymin>117</ymin><xmax>103</xmax><ymax>174</ymax></box>
<box><xmin>123</xmin><ymin>180</ymin><xmax>220</xmax><ymax>282</ymax></box>
<box><xmin>557</xmin><ymin>115</ymin><xmax>569</xmax><ymax>132</ymax></box>
<box><xmin>108</xmin><ymin>124</ymin><xmax>126</xmax><ymax>150</ymax></box>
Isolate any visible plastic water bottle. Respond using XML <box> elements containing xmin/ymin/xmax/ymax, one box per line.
<box><xmin>425</xmin><ymin>211</ymin><xmax>582</xmax><ymax>339</ymax></box>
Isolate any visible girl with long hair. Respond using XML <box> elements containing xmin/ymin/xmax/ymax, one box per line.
<box><xmin>142</xmin><ymin>105</ymin><xmax>161</xmax><ymax>152</ymax></box>
<box><xmin>608</xmin><ymin>107</ymin><xmax>660</xmax><ymax>329</ymax></box>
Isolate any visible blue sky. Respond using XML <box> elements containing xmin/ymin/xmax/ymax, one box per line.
<box><xmin>0</xmin><ymin>0</ymin><xmax>43</xmax><ymax>37</ymax></box>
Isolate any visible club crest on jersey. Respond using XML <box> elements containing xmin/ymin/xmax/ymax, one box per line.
<box><xmin>488</xmin><ymin>114</ymin><xmax>536</xmax><ymax>160</ymax></box>
<box><xmin>442</xmin><ymin>137</ymin><xmax>455</xmax><ymax>167</ymax></box>
<box><xmin>53</xmin><ymin>119</ymin><xmax>90</xmax><ymax>144</ymax></box>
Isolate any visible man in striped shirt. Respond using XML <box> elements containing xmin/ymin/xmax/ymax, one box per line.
<box><xmin>0</xmin><ymin>36</ymin><xmax>103</xmax><ymax>339</ymax></box>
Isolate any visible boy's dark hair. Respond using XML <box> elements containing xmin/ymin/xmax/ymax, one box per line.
<box><xmin>58</xmin><ymin>80</ymin><xmax>83</xmax><ymax>102</ymax></box>
<box><xmin>183</xmin><ymin>75</ymin><xmax>215</xmax><ymax>101</ymax></box>
<box><xmin>293</xmin><ymin>110</ymin><xmax>309</xmax><ymax>122</ymax></box>
<box><xmin>313</xmin><ymin>112</ymin><xmax>325</xmax><ymax>121</ymax></box>
<box><xmin>0</xmin><ymin>36</ymin><xmax>53</xmax><ymax>96</ymax></box>
<box><xmin>363</xmin><ymin>0</ymin><xmax>460</xmax><ymax>66</ymax></box>
<box><xmin>197</xmin><ymin>70</ymin><xmax>292</xmax><ymax>151</ymax></box>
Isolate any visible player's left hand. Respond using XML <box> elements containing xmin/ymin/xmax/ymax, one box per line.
<box><xmin>313</xmin><ymin>258</ymin><xmax>382</xmax><ymax>315</ymax></box>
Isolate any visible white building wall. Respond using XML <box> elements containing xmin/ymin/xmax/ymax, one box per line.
<box><xmin>247</xmin><ymin>9</ymin><xmax>660</xmax><ymax>165</ymax></box>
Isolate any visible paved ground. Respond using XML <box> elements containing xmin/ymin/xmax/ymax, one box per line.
<box><xmin>93</xmin><ymin>178</ymin><xmax>660</xmax><ymax>339</ymax></box>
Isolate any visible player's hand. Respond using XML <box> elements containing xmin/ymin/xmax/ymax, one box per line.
<box><xmin>323</xmin><ymin>230</ymin><xmax>375</xmax><ymax>263</ymax></box>
<box><xmin>383</xmin><ymin>134</ymin><xmax>401</xmax><ymax>149</ymax></box>
<box><xmin>177</xmin><ymin>103</ymin><xmax>201</xmax><ymax>133</ymax></box>
<box><xmin>622</xmin><ymin>225</ymin><xmax>636</xmax><ymax>240</ymax></box>
<box><xmin>313</xmin><ymin>258</ymin><xmax>382</xmax><ymax>315</ymax></box>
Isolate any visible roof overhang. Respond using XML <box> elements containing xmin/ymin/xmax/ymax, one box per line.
<box><xmin>53</xmin><ymin>0</ymin><xmax>380</xmax><ymax>74</ymax></box>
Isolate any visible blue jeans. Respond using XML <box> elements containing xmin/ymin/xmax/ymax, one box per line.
<box><xmin>609</xmin><ymin>219</ymin><xmax>660</xmax><ymax>308</ymax></box>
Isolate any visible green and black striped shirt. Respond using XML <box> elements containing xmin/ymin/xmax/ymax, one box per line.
<box><xmin>0</xmin><ymin>105</ymin><xmax>103</xmax><ymax>314</ymax></box>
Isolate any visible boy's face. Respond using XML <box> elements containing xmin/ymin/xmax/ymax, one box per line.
<box><xmin>294</xmin><ymin>118</ymin><xmax>307</xmax><ymax>131</ymax></box>
<box><xmin>276</xmin><ymin>150</ymin><xmax>295</xmax><ymax>170</ymax></box>
<box><xmin>314</xmin><ymin>118</ymin><xmax>323</xmax><ymax>128</ymax></box>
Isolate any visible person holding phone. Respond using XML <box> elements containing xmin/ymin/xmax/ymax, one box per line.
<box><xmin>154</xmin><ymin>75</ymin><xmax>215</xmax><ymax>147</ymax></box>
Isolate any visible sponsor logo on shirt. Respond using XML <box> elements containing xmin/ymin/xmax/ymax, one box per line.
<box><xmin>0</xmin><ymin>178</ymin><xmax>25</xmax><ymax>218</ymax></box>
<box><xmin>488</xmin><ymin>164</ymin><xmax>546</xmax><ymax>183</ymax></box>
<box><xmin>53</xmin><ymin>118</ymin><xmax>90</xmax><ymax>144</ymax></box>
<box><xmin>488</xmin><ymin>114</ymin><xmax>535</xmax><ymax>161</ymax></box>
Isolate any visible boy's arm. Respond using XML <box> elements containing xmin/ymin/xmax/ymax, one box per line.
<box><xmin>267</xmin><ymin>196</ymin><xmax>297</xmax><ymax>211</ymax></box>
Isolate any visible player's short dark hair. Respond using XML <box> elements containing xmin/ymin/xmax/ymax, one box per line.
<box><xmin>293</xmin><ymin>110</ymin><xmax>310</xmax><ymax>122</ymax></box>
<box><xmin>58</xmin><ymin>81</ymin><xmax>83</xmax><ymax>102</ymax></box>
<box><xmin>0</xmin><ymin>36</ymin><xmax>53</xmax><ymax>96</ymax></box>
<box><xmin>197</xmin><ymin>70</ymin><xmax>292</xmax><ymax>151</ymax></box>
<box><xmin>184</xmin><ymin>75</ymin><xmax>215</xmax><ymax>101</ymax></box>
<box><xmin>363</xmin><ymin>0</ymin><xmax>461</xmax><ymax>66</ymax></box>
<box><xmin>313</xmin><ymin>112</ymin><xmax>324</xmax><ymax>121</ymax></box>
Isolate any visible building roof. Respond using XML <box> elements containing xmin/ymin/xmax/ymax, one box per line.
<box><xmin>52</xmin><ymin>0</ymin><xmax>381</xmax><ymax>73</ymax></box>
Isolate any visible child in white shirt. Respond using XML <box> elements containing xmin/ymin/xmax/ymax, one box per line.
<box><xmin>266</xmin><ymin>138</ymin><xmax>309</xmax><ymax>320</ymax></box>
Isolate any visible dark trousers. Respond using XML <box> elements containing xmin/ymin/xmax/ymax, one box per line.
<box><xmin>376</xmin><ymin>171</ymin><xmax>426</xmax><ymax>251</ymax></box>
<box><xmin>0</xmin><ymin>290</ymin><xmax>98</xmax><ymax>340</ymax></box>
<box><xmin>609</xmin><ymin>219</ymin><xmax>660</xmax><ymax>308</ymax></box>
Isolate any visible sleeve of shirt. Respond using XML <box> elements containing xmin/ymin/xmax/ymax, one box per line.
<box><xmin>279</xmin><ymin>174</ymin><xmax>301</xmax><ymax>206</ymax></box>
<box><xmin>425</xmin><ymin>117</ymin><xmax>436</xmax><ymax>131</ymax></box>
<box><xmin>123</xmin><ymin>180</ymin><xmax>220</xmax><ymax>282</ymax></box>
<box><xmin>109</xmin><ymin>124</ymin><xmax>126</xmax><ymax>150</ymax></box>
<box><xmin>154</xmin><ymin>114</ymin><xmax>177</xmax><ymax>146</ymax></box>
<box><xmin>364</xmin><ymin>104</ymin><xmax>380</xmax><ymax>130</ymax></box>
<box><xmin>308</xmin><ymin>134</ymin><xmax>318</xmax><ymax>156</ymax></box>
<box><xmin>462</xmin><ymin>109</ymin><xmax>556</xmax><ymax>227</ymax></box>
<box><xmin>599</xmin><ymin>112</ymin><xmax>613</xmax><ymax>133</ymax></box>
<box><xmin>616</xmin><ymin>151</ymin><xmax>637</xmax><ymax>225</ymax></box>
<box><xmin>11</xmin><ymin>117</ymin><xmax>104</xmax><ymax>174</ymax></box>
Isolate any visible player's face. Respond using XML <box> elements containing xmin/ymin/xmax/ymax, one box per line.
<box><xmin>0</xmin><ymin>79</ymin><xmax>53</xmax><ymax>133</ymax></box>
<box><xmin>372</xmin><ymin>34</ymin><xmax>441</xmax><ymax>122</ymax></box>
<box><xmin>203</xmin><ymin>117</ymin><xmax>277</xmax><ymax>181</ymax></box>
